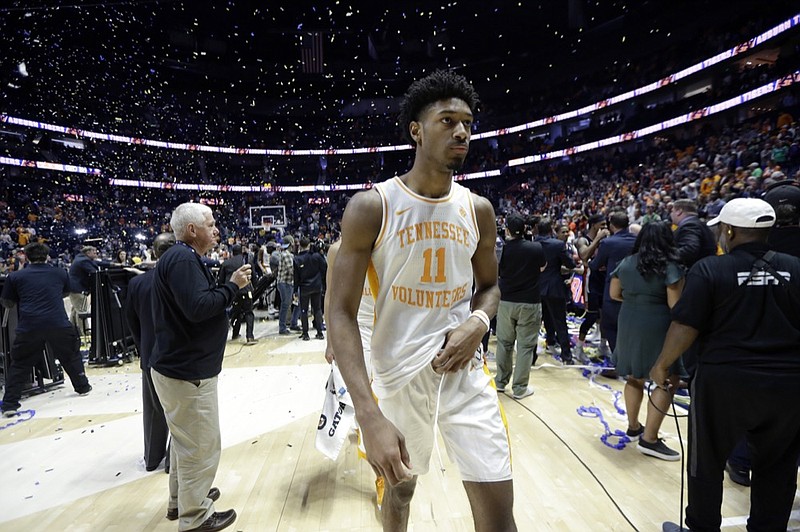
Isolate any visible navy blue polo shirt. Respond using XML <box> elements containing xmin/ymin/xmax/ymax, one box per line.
<box><xmin>1</xmin><ymin>263</ymin><xmax>72</xmax><ymax>333</ymax></box>
<box><xmin>150</xmin><ymin>242</ymin><xmax>238</xmax><ymax>380</ymax></box>
<box><xmin>68</xmin><ymin>253</ymin><xmax>100</xmax><ymax>293</ymax></box>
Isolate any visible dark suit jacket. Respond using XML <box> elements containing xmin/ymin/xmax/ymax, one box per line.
<box><xmin>125</xmin><ymin>269</ymin><xmax>155</xmax><ymax>369</ymax></box>
<box><xmin>535</xmin><ymin>236</ymin><xmax>576</xmax><ymax>299</ymax></box>
<box><xmin>675</xmin><ymin>216</ymin><xmax>717</xmax><ymax>268</ymax></box>
<box><xmin>68</xmin><ymin>252</ymin><xmax>100</xmax><ymax>293</ymax></box>
<box><xmin>590</xmin><ymin>228</ymin><xmax>637</xmax><ymax>304</ymax></box>
<box><xmin>294</xmin><ymin>250</ymin><xmax>327</xmax><ymax>294</ymax></box>
<box><xmin>218</xmin><ymin>254</ymin><xmax>252</xmax><ymax>292</ymax></box>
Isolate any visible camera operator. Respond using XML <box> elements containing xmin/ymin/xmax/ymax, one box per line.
<box><xmin>219</xmin><ymin>244</ymin><xmax>257</xmax><ymax>345</ymax></box>
<box><xmin>654</xmin><ymin>199</ymin><xmax>800</xmax><ymax>532</ymax></box>
<box><xmin>2</xmin><ymin>242</ymin><xmax>92</xmax><ymax>417</ymax></box>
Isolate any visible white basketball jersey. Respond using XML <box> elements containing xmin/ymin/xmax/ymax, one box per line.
<box><xmin>357</xmin><ymin>281</ymin><xmax>375</xmax><ymax>335</ymax></box>
<box><xmin>357</xmin><ymin>280</ymin><xmax>374</xmax><ymax>377</ymax></box>
<box><xmin>368</xmin><ymin>176</ymin><xmax>479</xmax><ymax>397</ymax></box>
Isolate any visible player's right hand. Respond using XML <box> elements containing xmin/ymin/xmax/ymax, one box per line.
<box><xmin>324</xmin><ymin>342</ymin><xmax>335</xmax><ymax>364</ymax></box>
<box><xmin>359</xmin><ymin>414</ymin><xmax>413</xmax><ymax>487</ymax></box>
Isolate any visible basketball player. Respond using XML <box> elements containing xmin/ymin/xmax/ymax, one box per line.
<box><xmin>324</xmin><ymin>241</ymin><xmax>374</xmax><ymax>369</ymax></box>
<box><xmin>574</xmin><ymin>214</ymin><xmax>610</xmax><ymax>362</ymax></box>
<box><xmin>323</xmin><ymin>239</ymin><xmax>384</xmax><ymax>509</ymax></box>
<box><xmin>329</xmin><ymin>70</ymin><xmax>515</xmax><ymax>531</ymax></box>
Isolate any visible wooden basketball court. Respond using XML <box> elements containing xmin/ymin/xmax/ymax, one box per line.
<box><xmin>1</xmin><ymin>313</ymin><xmax>797</xmax><ymax>531</ymax></box>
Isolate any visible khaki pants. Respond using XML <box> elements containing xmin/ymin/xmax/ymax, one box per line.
<box><xmin>494</xmin><ymin>301</ymin><xmax>542</xmax><ymax>396</ymax></box>
<box><xmin>69</xmin><ymin>293</ymin><xmax>90</xmax><ymax>336</ymax></box>
<box><xmin>151</xmin><ymin>369</ymin><xmax>220</xmax><ymax>530</ymax></box>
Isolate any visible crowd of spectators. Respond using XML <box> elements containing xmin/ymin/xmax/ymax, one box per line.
<box><xmin>2</xmin><ymin>2</ymin><xmax>796</xmax><ymax>157</ymax></box>
<box><xmin>1</xmin><ymin>105</ymin><xmax>798</xmax><ymax>275</ymax></box>
<box><xmin>2</xmin><ymin>55</ymin><xmax>796</xmax><ymax>202</ymax></box>
<box><xmin>478</xmin><ymin>6</ymin><xmax>797</xmax><ymax>131</ymax></box>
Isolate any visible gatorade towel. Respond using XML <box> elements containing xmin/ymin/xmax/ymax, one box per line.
<box><xmin>315</xmin><ymin>362</ymin><xmax>356</xmax><ymax>460</ymax></box>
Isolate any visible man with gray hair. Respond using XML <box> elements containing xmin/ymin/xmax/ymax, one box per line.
<box><xmin>68</xmin><ymin>245</ymin><xmax>100</xmax><ymax>337</ymax></box>
<box><xmin>150</xmin><ymin>203</ymin><xmax>250</xmax><ymax>532</ymax></box>
<box><xmin>670</xmin><ymin>198</ymin><xmax>716</xmax><ymax>269</ymax></box>
<box><xmin>2</xmin><ymin>242</ymin><xmax>92</xmax><ymax>417</ymax></box>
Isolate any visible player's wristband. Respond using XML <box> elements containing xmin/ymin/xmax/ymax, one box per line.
<box><xmin>469</xmin><ymin>309</ymin><xmax>491</xmax><ymax>333</ymax></box>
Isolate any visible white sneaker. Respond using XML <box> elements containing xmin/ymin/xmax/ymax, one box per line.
<box><xmin>545</xmin><ymin>344</ymin><xmax>560</xmax><ymax>356</ymax></box>
<box><xmin>598</xmin><ymin>342</ymin><xmax>611</xmax><ymax>360</ymax></box>
<box><xmin>512</xmin><ymin>387</ymin><xmax>534</xmax><ymax>400</ymax></box>
<box><xmin>586</xmin><ymin>328</ymin><xmax>601</xmax><ymax>344</ymax></box>
<box><xmin>637</xmin><ymin>437</ymin><xmax>680</xmax><ymax>461</ymax></box>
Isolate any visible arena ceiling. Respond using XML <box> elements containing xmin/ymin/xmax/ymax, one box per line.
<box><xmin>0</xmin><ymin>0</ymin><xmax>795</xmax><ymax>145</ymax></box>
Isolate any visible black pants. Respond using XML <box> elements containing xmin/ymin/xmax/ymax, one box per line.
<box><xmin>299</xmin><ymin>290</ymin><xmax>323</xmax><ymax>335</ymax></box>
<box><xmin>481</xmin><ymin>316</ymin><xmax>496</xmax><ymax>352</ymax></box>
<box><xmin>142</xmin><ymin>364</ymin><xmax>170</xmax><ymax>470</ymax></box>
<box><xmin>230</xmin><ymin>294</ymin><xmax>255</xmax><ymax>339</ymax></box>
<box><xmin>1</xmin><ymin>327</ymin><xmax>89</xmax><ymax>410</ymax></box>
<box><xmin>579</xmin><ymin>290</ymin><xmax>602</xmax><ymax>338</ymax></box>
<box><xmin>600</xmin><ymin>299</ymin><xmax>621</xmax><ymax>351</ymax></box>
<box><xmin>686</xmin><ymin>364</ymin><xmax>800</xmax><ymax>532</ymax></box>
<box><xmin>541</xmin><ymin>296</ymin><xmax>572</xmax><ymax>360</ymax></box>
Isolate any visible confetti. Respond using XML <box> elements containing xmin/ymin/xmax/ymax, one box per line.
<box><xmin>0</xmin><ymin>0</ymin><xmax>791</xmax><ymax>262</ymax></box>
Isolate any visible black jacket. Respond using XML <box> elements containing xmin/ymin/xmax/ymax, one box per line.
<box><xmin>591</xmin><ymin>228</ymin><xmax>637</xmax><ymax>305</ymax></box>
<box><xmin>1</xmin><ymin>263</ymin><xmax>72</xmax><ymax>333</ymax></box>
<box><xmin>675</xmin><ymin>216</ymin><xmax>717</xmax><ymax>268</ymax></box>
<box><xmin>769</xmin><ymin>226</ymin><xmax>800</xmax><ymax>258</ymax></box>
<box><xmin>294</xmin><ymin>250</ymin><xmax>327</xmax><ymax>294</ymax></box>
<box><xmin>125</xmin><ymin>269</ymin><xmax>156</xmax><ymax>369</ymax></box>
<box><xmin>218</xmin><ymin>254</ymin><xmax>253</xmax><ymax>292</ymax></box>
<box><xmin>150</xmin><ymin>243</ymin><xmax>238</xmax><ymax>380</ymax></box>
<box><xmin>68</xmin><ymin>252</ymin><xmax>99</xmax><ymax>293</ymax></box>
<box><xmin>535</xmin><ymin>236</ymin><xmax>575</xmax><ymax>299</ymax></box>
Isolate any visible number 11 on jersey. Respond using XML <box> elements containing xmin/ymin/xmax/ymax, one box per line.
<box><xmin>421</xmin><ymin>247</ymin><xmax>446</xmax><ymax>283</ymax></box>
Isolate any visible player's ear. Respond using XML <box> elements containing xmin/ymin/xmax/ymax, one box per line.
<box><xmin>410</xmin><ymin>122</ymin><xmax>421</xmax><ymax>144</ymax></box>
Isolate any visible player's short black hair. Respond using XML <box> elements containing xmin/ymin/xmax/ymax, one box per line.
<box><xmin>398</xmin><ymin>70</ymin><xmax>480</xmax><ymax>145</ymax></box>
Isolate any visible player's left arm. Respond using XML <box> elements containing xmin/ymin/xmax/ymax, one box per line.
<box><xmin>323</xmin><ymin>240</ymin><xmax>340</xmax><ymax>364</ymax></box>
<box><xmin>469</xmin><ymin>194</ymin><xmax>500</xmax><ymax>321</ymax></box>
<box><xmin>434</xmin><ymin>195</ymin><xmax>499</xmax><ymax>373</ymax></box>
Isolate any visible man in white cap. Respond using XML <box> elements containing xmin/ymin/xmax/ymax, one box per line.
<box><xmin>724</xmin><ymin>179</ymin><xmax>800</xmax><ymax>486</ymax></box>
<box><xmin>653</xmin><ymin>198</ymin><xmax>800</xmax><ymax>532</ymax></box>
